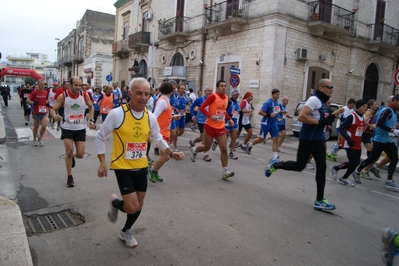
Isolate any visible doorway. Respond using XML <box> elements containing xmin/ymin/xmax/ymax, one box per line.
<box><xmin>363</xmin><ymin>63</ymin><xmax>379</xmax><ymax>101</ymax></box>
<box><xmin>217</xmin><ymin>61</ymin><xmax>239</xmax><ymax>96</ymax></box>
<box><xmin>306</xmin><ymin>67</ymin><xmax>329</xmax><ymax>99</ymax></box>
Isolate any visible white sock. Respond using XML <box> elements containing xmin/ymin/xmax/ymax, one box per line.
<box><xmin>273</xmin><ymin>152</ymin><xmax>278</xmax><ymax>159</ymax></box>
<box><xmin>223</xmin><ymin>167</ymin><xmax>228</xmax><ymax>172</ymax></box>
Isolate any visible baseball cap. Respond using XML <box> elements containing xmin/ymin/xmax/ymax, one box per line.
<box><xmin>53</xmin><ymin>82</ymin><xmax>58</xmax><ymax>86</ymax></box>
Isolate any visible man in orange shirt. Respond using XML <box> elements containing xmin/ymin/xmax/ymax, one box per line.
<box><xmin>190</xmin><ymin>80</ymin><xmax>235</xmax><ymax>179</ymax></box>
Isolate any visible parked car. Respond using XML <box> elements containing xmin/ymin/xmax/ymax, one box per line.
<box><xmin>291</xmin><ymin>101</ymin><xmax>343</xmax><ymax>140</ymax></box>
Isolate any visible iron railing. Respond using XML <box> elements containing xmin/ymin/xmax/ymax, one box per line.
<box><xmin>129</xmin><ymin>31</ymin><xmax>151</xmax><ymax>46</ymax></box>
<box><xmin>308</xmin><ymin>0</ymin><xmax>356</xmax><ymax>34</ymax></box>
<box><xmin>204</xmin><ymin>0</ymin><xmax>250</xmax><ymax>26</ymax></box>
<box><xmin>112</xmin><ymin>39</ymin><xmax>129</xmax><ymax>53</ymax></box>
<box><xmin>368</xmin><ymin>23</ymin><xmax>399</xmax><ymax>45</ymax></box>
<box><xmin>158</xmin><ymin>16</ymin><xmax>189</xmax><ymax>38</ymax></box>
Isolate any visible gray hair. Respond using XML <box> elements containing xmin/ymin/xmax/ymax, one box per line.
<box><xmin>168</xmin><ymin>79</ymin><xmax>177</xmax><ymax>87</ymax></box>
<box><xmin>129</xmin><ymin>77</ymin><xmax>150</xmax><ymax>91</ymax></box>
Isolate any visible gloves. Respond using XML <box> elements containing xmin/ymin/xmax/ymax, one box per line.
<box><xmin>393</xmin><ymin>129</ymin><xmax>399</xmax><ymax>137</ymax></box>
<box><xmin>318</xmin><ymin>114</ymin><xmax>335</xmax><ymax>126</ymax></box>
<box><xmin>33</xmin><ymin>102</ymin><xmax>39</xmax><ymax>105</ymax></box>
<box><xmin>346</xmin><ymin>139</ymin><xmax>355</xmax><ymax>147</ymax></box>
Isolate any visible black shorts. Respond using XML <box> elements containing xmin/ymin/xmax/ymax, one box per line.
<box><xmin>61</xmin><ymin>128</ymin><xmax>86</xmax><ymax>141</ymax></box>
<box><xmin>84</xmin><ymin>108</ymin><xmax>89</xmax><ymax>117</ymax></box>
<box><xmin>114</xmin><ymin>168</ymin><xmax>148</xmax><ymax>195</ymax></box>
<box><xmin>197</xmin><ymin>123</ymin><xmax>204</xmax><ymax>133</ymax></box>
<box><xmin>362</xmin><ymin>132</ymin><xmax>372</xmax><ymax>144</ymax></box>
<box><xmin>278</xmin><ymin>124</ymin><xmax>286</xmax><ymax>132</ymax></box>
<box><xmin>24</xmin><ymin>105</ymin><xmax>31</xmax><ymax>116</ymax></box>
<box><xmin>239</xmin><ymin>123</ymin><xmax>252</xmax><ymax>132</ymax></box>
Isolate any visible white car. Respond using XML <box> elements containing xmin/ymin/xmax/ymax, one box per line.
<box><xmin>291</xmin><ymin>101</ymin><xmax>343</xmax><ymax>140</ymax></box>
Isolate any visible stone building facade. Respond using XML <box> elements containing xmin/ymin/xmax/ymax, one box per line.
<box><xmin>56</xmin><ymin>10</ymin><xmax>115</xmax><ymax>88</ymax></box>
<box><xmin>112</xmin><ymin>0</ymin><xmax>399</xmax><ymax>129</ymax></box>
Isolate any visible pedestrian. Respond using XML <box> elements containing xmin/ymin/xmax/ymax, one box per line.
<box><xmin>239</xmin><ymin>91</ymin><xmax>254</xmax><ymax>150</ymax></box>
<box><xmin>351</xmin><ymin>94</ymin><xmax>399</xmax><ymax>191</ymax></box>
<box><xmin>91</xmin><ymin>88</ymin><xmax>102</xmax><ymax>124</ymax></box>
<box><xmin>148</xmin><ymin>82</ymin><xmax>183</xmax><ymax>182</ymax></box>
<box><xmin>96</xmin><ymin>78</ymin><xmax>184</xmax><ymax>248</ymax></box>
<box><xmin>54</xmin><ymin>81</ymin><xmax>71</xmax><ymax>132</ymax></box>
<box><xmin>26</xmin><ymin>79</ymin><xmax>49</xmax><ymax>146</ymax></box>
<box><xmin>265</xmin><ymin>79</ymin><xmax>337</xmax><ymax>211</ymax></box>
<box><xmin>47</xmin><ymin>82</ymin><xmax>59</xmax><ymax>129</ymax></box>
<box><xmin>245</xmin><ymin>89</ymin><xmax>281</xmax><ymax>161</ymax></box>
<box><xmin>20</xmin><ymin>82</ymin><xmax>32</xmax><ymax>125</ymax></box>
<box><xmin>50</xmin><ymin>76</ymin><xmax>96</xmax><ymax>187</ymax></box>
<box><xmin>188</xmin><ymin>86</ymin><xmax>213</xmax><ymax>162</ymax></box>
<box><xmin>190</xmin><ymin>80</ymin><xmax>235</xmax><ymax>179</ymax></box>
<box><xmin>98</xmin><ymin>85</ymin><xmax>113</xmax><ymax>122</ymax></box>
<box><xmin>277</xmin><ymin>96</ymin><xmax>292</xmax><ymax>152</ymax></box>
<box><xmin>225</xmin><ymin>89</ymin><xmax>240</xmax><ymax>160</ymax></box>
<box><xmin>329</xmin><ymin>99</ymin><xmax>368</xmax><ymax>186</ymax></box>
<box><xmin>1</xmin><ymin>85</ymin><xmax>11</xmax><ymax>107</ymax></box>
<box><xmin>112</xmin><ymin>82</ymin><xmax>122</xmax><ymax>108</ymax></box>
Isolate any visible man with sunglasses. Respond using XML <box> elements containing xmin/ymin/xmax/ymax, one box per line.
<box><xmin>265</xmin><ymin>79</ymin><xmax>337</xmax><ymax>211</ymax></box>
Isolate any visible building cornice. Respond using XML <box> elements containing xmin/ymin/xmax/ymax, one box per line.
<box><xmin>114</xmin><ymin>0</ymin><xmax>130</xmax><ymax>8</ymax></box>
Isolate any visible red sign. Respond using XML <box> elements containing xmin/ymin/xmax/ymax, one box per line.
<box><xmin>230</xmin><ymin>74</ymin><xmax>240</xmax><ymax>87</ymax></box>
<box><xmin>394</xmin><ymin>68</ymin><xmax>399</xmax><ymax>86</ymax></box>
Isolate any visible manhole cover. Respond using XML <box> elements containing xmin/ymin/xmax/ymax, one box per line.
<box><xmin>24</xmin><ymin>209</ymin><xmax>85</xmax><ymax>235</ymax></box>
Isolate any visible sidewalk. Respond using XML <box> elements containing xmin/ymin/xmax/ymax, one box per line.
<box><xmin>0</xmin><ymin>102</ymin><xmax>34</xmax><ymax>266</ymax></box>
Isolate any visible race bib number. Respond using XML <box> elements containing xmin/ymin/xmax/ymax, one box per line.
<box><xmin>38</xmin><ymin>106</ymin><xmax>47</xmax><ymax>113</ymax></box>
<box><xmin>102</xmin><ymin>106</ymin><xmax>110</xmax><ymax>113</ymax></box>
<box><xmin>178</xmin><ymin>109</ymin><xmax>186</xmax><ymax>116</ymax></box>
<box><xmin>68</xmin><ymin>114</ymin><xmax>84</xmax><ymax>124</ymax></box>
<box><xmin>232</xmin><ymin>111</ymin><xmax>239</xmax><ymax>119</ymax></box>
<box><xmin>125</xmin><ymin>142</ymin><xmax>147</xmax><ymax>160</ymax></box>
<box><xmin>113</xmin><ymin>94</ymin><xmax>119</xmax><ymax>100</ymax></box>
<box><xmin>355</xmin><ymin>126</ymin><xmax>364</xmax><ymax>137</ymax></box>
<box><xmin>216</xmin><ymin>110</ymin><xmax>225</xmax><ymax>121</ymax></box>
<box><xmin>273</xmin><ymin>105</ymin><xmax>281</xmax><ymax>114</ymax></box>
<box><xmin>24</xmin><ymin>93</ymin><xmax>30</xmax><ymax>98</ymax></box>
<box><xmin>122</xmin><ymin>99</ymin><xmax>127</xmax><ymax>103</ymax></box>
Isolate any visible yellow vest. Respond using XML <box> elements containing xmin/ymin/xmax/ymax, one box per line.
<box><xmin>110</xmin><ymin>104</ymin><xmax>150</xmax><ymax>170</ymax></box>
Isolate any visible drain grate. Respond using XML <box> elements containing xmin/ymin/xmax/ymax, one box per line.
<box><xmin>24</xmin><ymin>209</ymin><xmax>85</xmax><ymax>234</ymax></box>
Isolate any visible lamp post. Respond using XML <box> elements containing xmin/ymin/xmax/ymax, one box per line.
<box><xmin>149</xmin><ymin>6</ymin><xmax>155</xmax><ymax>88</ymax></box>
<box><xmin>55</xmin><ymin>38</ymin><xmax>60</xmax><ymax>82</ymax></box>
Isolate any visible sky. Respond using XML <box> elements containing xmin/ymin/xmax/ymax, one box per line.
<box><xmin>1</xmin><ymin>0</ymin><xmax>116</xmax><ymax>63</ymax></box>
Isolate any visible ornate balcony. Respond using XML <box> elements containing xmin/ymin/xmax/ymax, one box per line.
<box><xmin>73</xmin><ymin>52</ymin><xmax>84</xmax><ymax>63</ymax></box>
<box><xmin>61</xmin><ymin>56</ymin><xmax>72</xmax><ymax>66</ymax></box>
<box><xmin>203</xmin><ymin>0</ymin><xmax>250</xmax><ymax>36</ymax></box>
<box><xmin>307</xmin><ymin>0</ymin><xmax>356</xmax><ymax>37</ymax></box>
<box><xmin>112</xmin><ymin>39</ymin><xmax>129</xmax><ymax>58</ymax></box>
<box><xmin>368</xmin><ymin>23</ymin><xmax>399</xmax><ymax>53</ymax></box>
<box><xmin>128</xmin><ymin>31</ymin><xmax>151</xmax><ymax>52</ymax></box>
<box><xmin>158</xmin><ymin>16</ymin><xmax>189</xmax><ymax>43</ymax></box>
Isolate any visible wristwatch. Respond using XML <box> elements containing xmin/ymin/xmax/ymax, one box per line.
<box><xmin>89</xmin><ymin>119</ymin><xmax>95</xmax><ymax>123</ymax></box>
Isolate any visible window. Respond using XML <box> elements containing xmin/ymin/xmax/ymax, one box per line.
<box><xmin>171</xmin><ymin>53</ymin><xmax>184</xmax><ymax>66</ymax></box>
<box><xmin>142</xmin><ymin>11</ymin><xmax>149</xmax><ymax>32</ymax></box>
<box><xmin>123</xmin><ymin>21</ymin><xmax>129</xmax><ymax>39</ymax></box>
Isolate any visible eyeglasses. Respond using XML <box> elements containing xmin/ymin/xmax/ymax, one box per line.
<box><xmin>320</xmin><ymin>85</ymin><xmax>334</xmax><ymax>89</ymax></box>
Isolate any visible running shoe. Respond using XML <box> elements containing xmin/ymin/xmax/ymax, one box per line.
<box><xmin>240</xmin><ymin>145</ymin><xmax>247</xmax><ymax>152</ymax></box>
<box><xmin>313</xmin><ymin>198</ymin><xmax>336</xmax><ymax>211</ymax></box>
<box><xmin>37</xmin><ymin>139</ymin><xmax>44</xmax><ymax>147</ymax></box>
<box><xmin>67</xmin><ymin>176</ymin><xmax>75</xmax><ymax>187</ymax></box>
<box><xmin>331</xmin><ymin>143</ymin><xmax>339</xmax><ymax>154</ymax></box>
<box><xmin>190</xmin><ymin>147</ymin><xmax>196</xmax><ymax>162</ymax></box>
<box><xmin>306</xmin><ymin>163</ymin><xmax>314</xmax><ymax>170</ymax></box>
<box><xmin>235</xmin><ymin>141</ymin><xmax>242</xmax><ymax>148</ymax></box>
<box><xmin>339</xmin><ymin>177</ymin><xmax>355</xmax><ymax>187</ymax></box>
<box><xmin>190</xmin><ymin>126</ymin><xmax>196</xmax><ymax>131</ymax></box>
<box><xmin>229</xmin><ymin>152</ymin><xmax>238</xmax><ymax>160</ymax></box>
<box><xmin>277</xmin><ymin>148</ymin><xmax>281</xmax><ymax>152</ymax></box>
<box><xmin>329</xmin><ymin>165</ymin><xmax>337</xmax><ymax>181</ymax></box>
<box><xmin>189</xmin><ymin>140</ymin><xmax>195</xmax><ymax>147</ymax></box>
<box><xmin>381</xmin><ymin>228</ymin><xmax>399</xmax><ymax>266</ymax></box>
<box><xmin>173</xmin><ymin>147</ymin><xmax>180</xmax><ymax>152</ymax></box>
<box><xmin>370</xmin><ymin>166</ymin><xmax>382</xmax><ymax>178</ymax></box>
<box><xmin>148</xmin><ymin>170</ymin><xmax>163</xmax><ymax>183</ymax></box>
<box><xmin>119</xmin><ymin>229</ymin><xmax>138</xmax><ymax>248</ymax></box>
<box><xmin>264</xmin><ymin>158</ymin><xmax>279</xmax><ymax>178</ymax></box>
<box><xmin>56</xmin><ymin>125</ymin><xmax>60</xmax><ymax>132</ymax></box>
<box><xmin>360</xmin><ymin>171</ymin><xmax>372</xmax><ymax>180</ymax></box>
<box><xmin>211</xmin><ymin>140</ymin><xmax>218</xmax><ymax>151</ymax></box>
<box><xmin>222</xmin><ymin>170</ymin><xmax>235</xmax><ymax>179</ymax></box>
<box><xmin>107</xmin><ymin>193</ymin><xmax>119</xmax><ymax>223</ymax></box>
<box><xmin>51</xmin><ymin>123</ymin><xmax>55</xmax><ymax>129</ymax></box>
<box><xmin>385</xmin><ymin>181</ymin><xmax>399</xmax><ymax>191</ymax></box>
<box><xmin>154</xmin><ymin>147</ymin><xmax>159</xmax><ymax>156</ymax></box>
<box><xmin>246</xmin><ymin>145</ymin><xmax>252</xmax><ymax>155</ymax></box>
<box><xmin>25</xmin><ymin>121</ymin><xmax>28</xmax><ymax>126</ymax></box>
<box><xmin>203</xmin><ymin>154</ymin><xmax>212</xmax><ymax>162</ymax></box>
<box><xmin>33</xmin><ymin>140</ymin><xmax>39</xmax><ymax>146</ymax></box>
<box><xmin>326</xmin><ymin>153</ymin><xmax>337</xmax><ymax>162</ymax></box>
<box><xmin>72</xmin><ymin>157</ymin><xmax>76</xmax><ymax>168</ymax></box>
<box><xmin>352</xmin><ymin>172</ymin><xmax>362</xmax><ymax>184</ymax></box>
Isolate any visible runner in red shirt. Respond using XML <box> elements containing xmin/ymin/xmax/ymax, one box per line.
<box><xmin>26</xmin><ymin>79</ymin><xmax>49</xmax><ymax>146</ymax></box>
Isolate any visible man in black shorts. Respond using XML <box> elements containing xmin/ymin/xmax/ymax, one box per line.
<box><xmin>95</xmin><ymin>77</ymin><xmax>185</xmax><ymax>248</ymax></box>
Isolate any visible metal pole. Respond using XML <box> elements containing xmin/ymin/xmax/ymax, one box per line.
<box><xmin>150</xmin><ymin>6</ymin><xmax>155</xmax><ymax>88</ymax></box>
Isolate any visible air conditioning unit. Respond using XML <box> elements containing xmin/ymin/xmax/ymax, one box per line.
<box><xmin>296</xmin><ymin>48</ymin><xmax>308</xmax><ymax>61</ymax></box>
<box><xmin>145</xmin><ymin>13</ymin><xmax>153</xmax><ymax>21</ymax></box>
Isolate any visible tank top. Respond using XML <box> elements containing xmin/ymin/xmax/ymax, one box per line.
<box><xmin>110</xmin><ymin>104</ymin><xmax>150</xmax><ymax>170</ymax></box>
<box><xmin>62</xmin><ymin>90</ymin><xmax>86</xmax><ymax>130</ymax></box>
<box><xmin>155</xmin><ymin>96</ymin><xmax>172</xmax><ymax>140</ymax></box>
<box><xmin>100</xmin><ymin>93</ymin><xmax>113</xmax><ymax>114</ymax></box>
<box><xmin>206</xmin><ymin>93</ymin><xmax>228</xmax><ymax>129</ymax></box>
<box><xmin>341</xmin><ymin>112</ymin><xmax>364</xmax><ymax>150</ymax></box>
<box><xmin>373</xmin><ymin>107</ymin><xmax>397</xmax><ymax>143</ymax></box>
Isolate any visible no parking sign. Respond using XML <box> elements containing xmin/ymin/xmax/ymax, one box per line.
<box><xmin>230</xmin><ymin>74</ymin><xmax>240</xmax><ymax>88</ymax></box>
<box><xmin>394</xmin><ymin>68</ymin><xmax>399</xmax><ymax>86</ymax></box>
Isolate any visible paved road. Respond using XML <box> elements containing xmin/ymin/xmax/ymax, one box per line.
<box><xmin>1</xmin><ymin>94</ymin><xmax>398</xmax><ymax>266</ymax></box>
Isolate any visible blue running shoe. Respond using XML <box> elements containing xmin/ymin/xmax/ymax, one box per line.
<box><xmin>381</xmin><ymin>228</ymin><xmax>399</xmax><ymax>266</ymax></box>
<box><xmin>313</xmin><ymin>198</ymin><xmax>336</xmax><ymax>211</ymax></box>
<box><xmin>370</xmin><ymin>166</ymin><xmax>382</xmax><ymax>178</ymax></box>
<box><xmin>264</xmin><ymin>158</ymin><xmax>279</xmax><ymax>177</ymax></box>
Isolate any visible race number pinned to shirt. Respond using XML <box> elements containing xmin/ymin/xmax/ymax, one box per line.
<box><xmin>216</xmin><ymin>110</ymin><xmax>225</xmax><ymax>121</ymax></box>
<box><xmin>355</xmin><ymin>126</ymin><xmax>364</xmax><ymax>137</ymax></box>
<box><xmin>125</xmin><ymin>142</ymin><xmax>147</xmax><ymax>160</ymax></box>
<box><xmin>38</xmin><ymin>106</ymin><xmax>48</xmax><ymax>113</ymax></box>
<box><xmin>273</xmin><ymin>105</ymin><xmax>281</xmax><ymax>114</ymax></box>
<box><xmin>232</xmin><ymin>110</ymin><xmax>239</xmax><ymax>119</ymax></box>
<box><xmin>68</xmin><ymin>114</ymin><xmax>84</xmax><ymax>124</ymax></box>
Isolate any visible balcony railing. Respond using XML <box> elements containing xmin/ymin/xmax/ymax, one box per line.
<box><xmin>308</xmin><ymin>0</ymin><xmax>356</xmax><ymax>34</ymax></box>
<box><xmin>6</xmin><ymin>64</ymin><xmax>32</xmax><ymax>69</ymax></box>
<box><xmin>73</xmin><ymin>52</ymin><xmax>84</xmax><ymax>62</ymax></box>
<box><xmin>369</xmin><ymin>23</ymin><xmax>399</xmax><ymax>46</ymax></box>
<box><xmin>158</xmin><ymin>16</ymin><xmax>189</xmax><ymax>38</ymax></box>
<box><xmin>129</xmin><ymin>31</ymin><xmax>151</xmax><ymax>47</ymax></box>
<box><xmin>112</xmin><ymin>39</ymin><xmax>129</xmax><ymax>54</ymax></box>
<box><xmin>61</xmin><ymin>56</ymin><xmax>72</xmax><ymax>65</ymax></box>
<box><xmin>204</xmin><ymin>0</ymin><xmax>249</xmax><ymax>26</ymax></box>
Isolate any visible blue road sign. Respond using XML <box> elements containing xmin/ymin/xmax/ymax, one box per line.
<box><xmin>106</xmin><ymin>75</ymin><xmax>113</xmax><ymax>82</ymax></box>
<box><xmin>230</xmin><ymin>67</ymin><xmax>241</xmax><ymax>75</ymax></box>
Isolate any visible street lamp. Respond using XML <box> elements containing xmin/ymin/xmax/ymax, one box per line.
<box><xmin>55</xmin><ymin>38</ymin><xmax>60</xmax><ymax>82</ymax></box>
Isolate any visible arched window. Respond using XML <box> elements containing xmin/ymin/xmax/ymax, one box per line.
<box><xmin>171</xmin><ymin>53</ymin><xmax>184</xmax><ymax>66</ymax></box>
<box><xmin>363</xmin><ymin>63</ymin><xmax>379</xmax><ymax>101</ymax></box>
<box><xmin>138</xmin><ymin>59</ymin><xmax>147</xmax><ymax>77</ymax></box>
